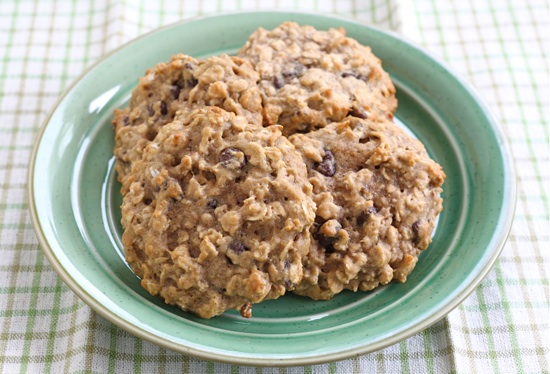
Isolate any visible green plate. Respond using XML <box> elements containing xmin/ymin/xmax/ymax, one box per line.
<box><xmin>28</xmin><ymin>12</ymin><xmax>516</xmax><ymax>366</ymax></box>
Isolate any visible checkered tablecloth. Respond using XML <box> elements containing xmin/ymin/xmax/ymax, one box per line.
<box><xmin>1</xmin><ymin>0</ymin><xmax>548</xmax><ymax>373</ymax></box>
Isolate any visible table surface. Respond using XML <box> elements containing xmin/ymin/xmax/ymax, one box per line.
<box><xmin>1</xmin><ymin>0</ymin><xmax>548</xmax><ymax>373</ymax></box>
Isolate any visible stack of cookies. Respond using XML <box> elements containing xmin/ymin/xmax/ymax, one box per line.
<box><xmin>113</xmin><ymin>22</ymin><xmax>446</xmax><ymax>319</ymax></box>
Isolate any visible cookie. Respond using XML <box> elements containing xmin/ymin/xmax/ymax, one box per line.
<box><xmin>113</xmin><ymin>54</ymin><xmax>262</xmax><ymax>189</ymax></box>
<box><xmin>238</xmin><ymin>22</ymin><xmax>397</xmax><ymax>136</ymax></box>
<box><xmin>289</xmin><ymin>117</ymin><xmax>445</xmax><ymax>300</ymax></box>
<box><xmin>120</xmin><ymin>107</ymin><xmax>316</xmax><ymax>318</ymax></box>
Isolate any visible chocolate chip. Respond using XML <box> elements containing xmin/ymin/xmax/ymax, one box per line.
<box><xmin>145</xmin><ymin>129</ymin><xmax>157</xmax><ymax>141</ymax></box>
<box><xmin>186</xmin><ymin>78</ymin><xmax>198</xmax><ymax>87</ymax></box>
<box><xmin>315</xmin><ymin>150</ymin><xmax>336</xmax><ymax>177</ymax></box>
<box><xmin>349</xmin><ymin>105</ymin><xmax>368</xmax><ymax>119</ymax></box>
<box><xmin>207</xmin><ymin>198</ymin><xmax>219</xmax><ymax>209</ymax></box>
<box><xmin>313</xmin><ymin>217</ymin><xmax>330</xmax><ymax>236</ymax></box>
<box><xmin>341</xmin><ymin>71</ymin><xmax>363</xmax><ymax>80</ymax></box>
<box><xmin>314</xmin><ymin>222</ymin><xmax>342</xmax><ymax>253</ymax></box>
<box><xmin>229</xmin><ymin>240</ymin><xmax>248</xmax><ymax>254</ymax></box>
<box><xmin>315</xmin><ymin>232</ymin><xmax>338</xmax><ymax>253</ymax></box>
<box><xmin>341</xmin><ymin>71</ymin><xmax>355</xmax><ymax>78</ymax></box>
<box><xmin>357</xmin><ymin>206</ymin><xmax>377</xmax><ymax>226</ymax></box>
<box><xmin>285</xmin><ymin>279</ymin><xmax>295</xmax><ymax>289</ymax></box>
<box><xmin>273</xmin><ymin>74</ymin><xmax>284</xmax><ymax>89</ymax></box>
<box><xmin>122</xmin><ymin>115</ymin><xmax>129</xmax><ymax>126</ymax></box>
<box><xmin>219</xmin><ymin>147</ymin><xmax>247</xmax><ymax>169</ymax></box>
<box><xmin>170</xmin><ymin>85</ymin><xmax>181</xmax><ymax>99</ymax></box>
<box><xmin>180</xmin><ymin>65</ymin><xmax>198</xmax><ymax>88</ymax></box>
<box><xmin>282</xmin><ymin>62</ymin><xmax>305</xmax><ymax>78</ymax></box>
<box><xmin>295</xmin><ymin>126</ymin><xmax>310</xmax><ymax>134</ymax></box>
<box><xmin>160</xmin><ymin>101</ymin><xmax>168</xmax><ymax>115</ymax></box>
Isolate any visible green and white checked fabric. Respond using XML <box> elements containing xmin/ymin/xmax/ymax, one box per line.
<box><xmin>0</xmin><ymin>0</ymin><xmax>548</xmax><ymax>373</ymax></box>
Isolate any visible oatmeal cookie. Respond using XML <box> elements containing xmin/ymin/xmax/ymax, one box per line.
<box><xmin>289</xmin><ymin>117</ymin><xmax>445</xmax><ymax>300</ymax></box>
<box><xmin>121</xmin><ymin>107</ymin><xmax>316</xmax><ymax>318</ymax></box>
<box><xmin>113</xmin><ymin>54</ymin><xmax>262</xmax><ymax>188</ymax></box>
<box><xmin>238</xmin><ymin>22</ymin><xmax>397</xmax><ymax>136</ymax></box>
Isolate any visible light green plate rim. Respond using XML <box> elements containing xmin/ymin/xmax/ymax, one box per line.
<box><xmin>28</xmin><ymin>11</ymin><xmax>516</xmax><ymax>366</ymax></box>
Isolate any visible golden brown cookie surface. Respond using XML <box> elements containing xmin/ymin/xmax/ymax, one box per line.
<box><xmin>289</xmin><ymin>117</ymin><xmax>445</xmax><ymax>300</ymax></box>
<box><xmin>121</xmin><ymin>107</ymin><xmax>316</xmax><ymax>318</ymax></box>
<box><xmin>238</xmin><ymin>22</ymin><xmax>397</xmax><ymax>136</ymax></box>
<box><xmin>113</xmin><ymin>54</ymin><xmax>262</xmax><ymax>189</ymax></box>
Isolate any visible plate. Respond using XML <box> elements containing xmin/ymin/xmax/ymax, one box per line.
<box><xmin>28</xmin><ymin>11</ymin><xmax>516</xmax><ymax>366</ymax></box>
